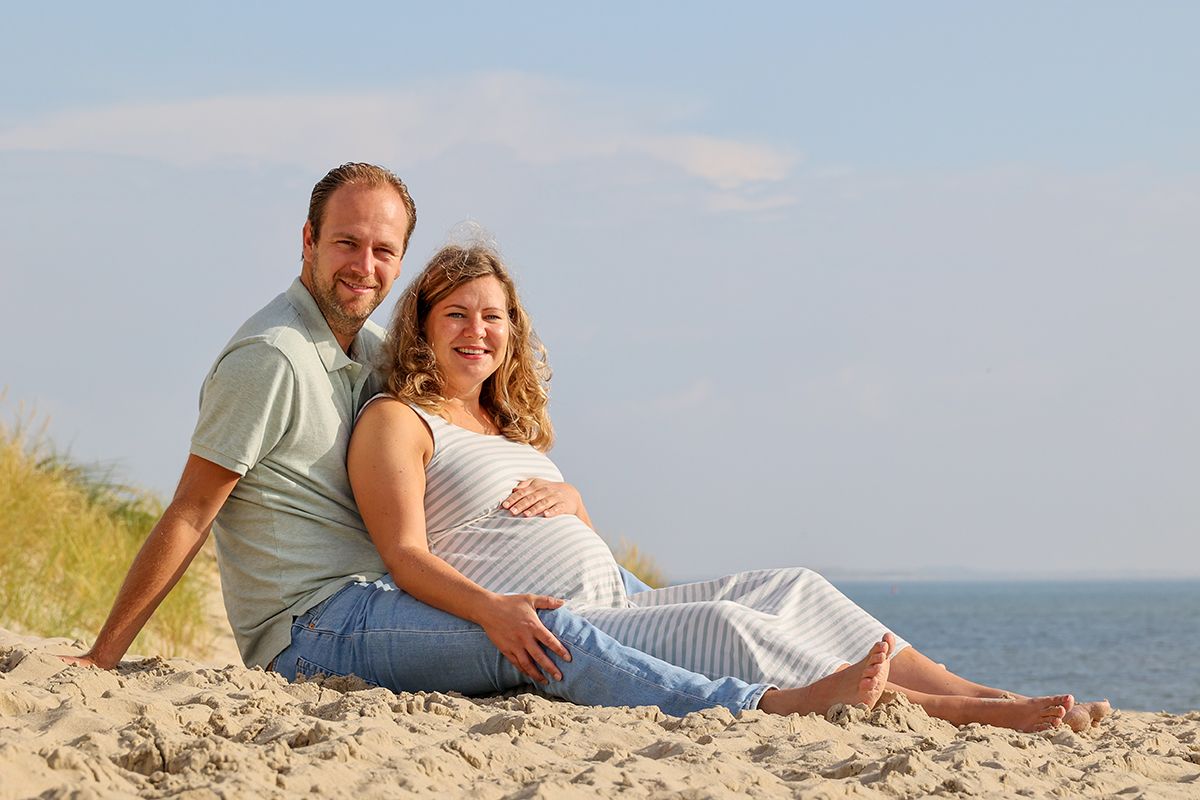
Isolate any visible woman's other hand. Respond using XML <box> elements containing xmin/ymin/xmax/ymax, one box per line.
<box><xmin>476</xmin><ymin>593</ymin><xmax>572</xmax><ymax>683</ymax></box>
<box><xmin>503</xmin><ymin>479</ymin><xmax>583</xmax><ymax>519</ymax></box>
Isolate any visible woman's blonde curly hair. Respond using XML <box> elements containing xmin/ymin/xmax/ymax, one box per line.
<box><xmin>380</xmin><ymin>244</ymin><xmax>554</xmax><ymax>450</ymax></box>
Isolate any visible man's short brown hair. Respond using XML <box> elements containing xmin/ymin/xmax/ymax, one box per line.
<box><xmin>308</xmin><ymin>162</ymin><xmax>417</xmax><ymax>251</ymax></box>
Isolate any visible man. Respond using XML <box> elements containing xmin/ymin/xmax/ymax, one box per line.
<box><xmin>64</xmin><ymin>163</ymin><xmax>885</xmax><ymax>718</ymax></box>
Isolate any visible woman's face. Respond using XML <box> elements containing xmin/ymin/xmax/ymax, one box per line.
<box><xmin>425</xmin><ymin>275</ymin><xmax>510</xmax><ymax>396</ymax></box>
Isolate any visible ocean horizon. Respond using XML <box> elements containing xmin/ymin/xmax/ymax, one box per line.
<box><xmin>659</xmin><ymin>575</ymin><xmax>1200</xmax><ymax>713</ymax></box>
<box><xmin>835</xmin><ymin>578</ymin><xmax>1200</xmax><ymax>714</ymax></box>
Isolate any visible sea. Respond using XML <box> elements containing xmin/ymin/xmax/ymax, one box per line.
<box><xmin>835</xmin><ymin>580</ymin><xmax>1200</xmax><ymax>714</ymax></box>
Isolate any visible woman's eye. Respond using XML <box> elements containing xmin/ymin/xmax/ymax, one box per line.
<box><xmin>447</xmin><ymin>312</ymin><xmax>465</xmax><ymax>318</ymax></box>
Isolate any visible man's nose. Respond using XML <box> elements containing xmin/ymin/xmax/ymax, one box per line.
<box><xmin>348</xmin><ymin>247</ymin><xmax>375</xmax><ymax>275</ymax></box>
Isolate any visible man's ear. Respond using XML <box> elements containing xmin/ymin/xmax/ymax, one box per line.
<box><xmin>302</xmin><ymin>220</ymin><xmax>315</xmax><ymax>263</ymax></box>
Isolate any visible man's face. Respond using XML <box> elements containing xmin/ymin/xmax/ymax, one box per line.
<box><xmin>301</xmin><ymin>184</ymin><xmax>409</xmax><ymax>344</ymax></box>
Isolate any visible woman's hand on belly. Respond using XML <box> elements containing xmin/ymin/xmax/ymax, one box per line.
<box><xmin>502</xmin><ymin>479</ymin><xmax>592</xmax><ymax>527</ymax></box>
<box><xmin>476</xmin><ymin>592</ymin><xmax>573</xmax><ymax>683</ymax></box>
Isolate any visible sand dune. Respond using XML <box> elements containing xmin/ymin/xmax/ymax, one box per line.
<box><xmin>2</xmin><ymin>628</ymin><xmax>1198</xmax><ymax>799</ymax></box>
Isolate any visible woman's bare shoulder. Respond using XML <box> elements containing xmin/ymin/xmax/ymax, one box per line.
<box><xmin>354</xmin><ymin>396</ymin><xmax>432</xmax><ymax>445</ymax></box>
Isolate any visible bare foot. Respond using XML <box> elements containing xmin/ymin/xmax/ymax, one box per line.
<box><xmin>1063</xmin><ymin>699</ymin><xmax>1112</xmax><ymax>732</ymax></box>
<box><xmin>965</xmin><ymin>694</ymin><xmax>1073</xmax><ymax>732</ymax></box>
<box><xmin>759</xmin><ymin>633</ymin><xmax>894</xmax><ymax>716</ymax></box>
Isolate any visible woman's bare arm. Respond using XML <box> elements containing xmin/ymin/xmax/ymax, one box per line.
<box><xmin>347</xmin><ymin>399</ymin><xmax>570</xmax><ymax>683</ymax></box>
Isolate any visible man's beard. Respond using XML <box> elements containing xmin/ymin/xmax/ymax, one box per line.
<box><xmin>307</xmin><ymin>260</ymin><xmax>383</xmax><ymax>339</ymax></box>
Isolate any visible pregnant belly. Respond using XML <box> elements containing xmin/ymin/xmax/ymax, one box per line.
<box><xmin>429</xmin><ymin>512</ymin><xmax>627</xmax><ymax>608</ymax></box>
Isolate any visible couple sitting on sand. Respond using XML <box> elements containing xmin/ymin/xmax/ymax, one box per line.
<box><xmin>65</xmin><ymin>163</ymin><xmax>1109</xmax><ymax>734</ymax></box>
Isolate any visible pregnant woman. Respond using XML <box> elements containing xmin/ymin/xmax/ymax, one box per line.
<box><xmin>348</xmin><ymin>242</ymin><xmax>1107</xmax><ymax>732</ymax></box>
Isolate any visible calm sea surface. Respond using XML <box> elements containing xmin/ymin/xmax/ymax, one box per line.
<box><xmin>836</xmin><ymin>580</ymin><xmax>1200</xmax><ymax>714</ymax></box>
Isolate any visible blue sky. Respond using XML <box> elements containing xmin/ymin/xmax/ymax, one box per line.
<box><xmin>2</xmin><ymin>3</ymin><xmax>1197</xmax><ymax>580</ymax></box>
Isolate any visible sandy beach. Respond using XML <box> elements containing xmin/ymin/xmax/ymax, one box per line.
<box><xmin>2</xmin><ymin>628</ymin><xmax>1197</xmax><ymax>799</ymax></box>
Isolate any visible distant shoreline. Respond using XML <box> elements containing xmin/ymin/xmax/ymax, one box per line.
<box><xmin>668</xmin><ymin>572</ymin><xmax>1200</xmax><ymax>586</ymax></box>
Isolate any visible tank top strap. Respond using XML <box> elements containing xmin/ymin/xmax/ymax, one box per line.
<box><xmin>403</xmin><ymin>402</ymin><xmax>452</xmax><ymax>462</ymax></box>
<box><xmin>405</xmin><ymin>402</ymin><xmax>445</xmax><ymax>427</ymax></box>
<box><xmin>356</xmin><ymin>392</ymin><xmax>393</xmax><ymax>422</ymax></box>
<box><xmin>356</xmin><ymin>394</ymin><xmax>445</xmax><ymax>442</ymax></box>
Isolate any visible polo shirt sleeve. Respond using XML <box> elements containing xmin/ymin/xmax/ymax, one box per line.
<box><xmin>190</xmin><ymin>341</ymin><xmax>296</xmax><ymax>476</ymax></box>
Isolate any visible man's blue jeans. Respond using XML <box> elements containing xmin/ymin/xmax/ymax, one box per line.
<box><xmin>272</xmin><ymin>579</ymin><xmax>772</xmax><ymax>718</ymax></box>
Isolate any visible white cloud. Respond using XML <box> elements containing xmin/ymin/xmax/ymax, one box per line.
<box><xmin>650</xmin><ymin>378</ymin><xmax>717</xmax><ymax>413</ymax></box>
<box><xmin>704</xmin><ymin>191</ymin><xmax>799</xmax><ymax>213</ymax></box>
<box><xmin>637</xmin><ymin>135</ymin><xmax>796</xmax><ymax>189</ymax></box>
<box><xmin>0</xmin><ymin>72</ymin><xmax>796</xmax><ymax>208</ymax></box>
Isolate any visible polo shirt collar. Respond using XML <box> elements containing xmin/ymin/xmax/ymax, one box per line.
<box><xmin>286</xmin><ymin>278</ymin><xmax>364</xmax><ymax>373</ymax></box>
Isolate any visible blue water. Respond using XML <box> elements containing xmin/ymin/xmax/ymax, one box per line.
<box><xmin>837</xmin><ymin>580</ymin><xmax>1200</xmax><ymax>714</ymax></box>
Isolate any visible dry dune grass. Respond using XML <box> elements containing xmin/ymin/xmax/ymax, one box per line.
<box><xmin>0</xmin><ymin>406</ymin><xmax>210</xmax><ymax>658</ymax></box>
<box><xmin>0</xmin><ymin>395</ymin><xmax>666</xmax><ymax>670</ymax></box>
<box><xmin>613</xmin><ymin>538</ymin><xmax>667</xmax><ymax>589</ymax></box>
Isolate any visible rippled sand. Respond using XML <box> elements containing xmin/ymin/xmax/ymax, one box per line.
<box><xmin>3</xmin><ymin>628</ymin><xmax>1198</xmax><ymax>799</ymax></box>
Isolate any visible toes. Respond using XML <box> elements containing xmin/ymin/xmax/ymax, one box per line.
<box><xmin>1037</xmin><ymin>714</ymin><xmax>1063</xmax><ymax>730</ymax></box>
<box><xmin>1062</xmin><ymin>707</ymin><xmax>1090</xmax><ymax>733</ymax></box>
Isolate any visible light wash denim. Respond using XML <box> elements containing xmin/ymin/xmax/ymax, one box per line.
<box><xmin>272</xmin><ymin>577</ymin><xmax>772</xmax><ymax>717</ymax></box>
<box><xmin>619</xmin><ymin>566</ymin><xmax>654</xmax><ymax>595</ymax></box>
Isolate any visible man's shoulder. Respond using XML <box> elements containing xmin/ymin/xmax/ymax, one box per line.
<box><xmin>360</xmin><ymin>317</ymin><xmax>385</xmax><ymax>341</ymax></box>
<box><xmin>358</xmin><ymin>318</ymin><xmax>386</xmax><ymax>354</ymax></box>
<box><xmin>198</xmin><ymin>287</ymin><xmax>316</xmax><ymax>395</ymax></box>
<box><xmin>223</xmin><ymin>289</ymin><xmax>312</xmax><ymax>356</ymax></box>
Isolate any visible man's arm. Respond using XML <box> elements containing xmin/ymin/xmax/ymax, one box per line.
<box><xmin>61</xmin><ymin>455</ymin><xmax>240</xmax><ymax>669</ymax></box>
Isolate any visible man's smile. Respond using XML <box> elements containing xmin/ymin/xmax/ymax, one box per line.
<box><xmin>338</xmin><ymin>278</ymin><xmax>379</xmax><ymax>295</ymax></box>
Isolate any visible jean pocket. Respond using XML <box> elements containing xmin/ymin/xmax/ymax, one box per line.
<box><xmin>294</xmin><ymin>655</ymin><xmax>379</xmax><ymax>688</ymax></box>
<box><xmin>297</xmin><ymin>582</ymin><xmax>355</xmax><ymax>631</ymax></box>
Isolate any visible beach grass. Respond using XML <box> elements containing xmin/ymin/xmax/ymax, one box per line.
<box><xmin>0</xmin><ymin>406</ymin><xmax>210</xmax><ymax>657</ymax></box>
<box><xmin>613</xmin><ymin>538</ymin><xmax>666</xmax><ymax>589</ymax></box>
<box><xmin>0</xmin><ymin>396</ymin><xmax>664</xmax><ymax>662</ymax></box>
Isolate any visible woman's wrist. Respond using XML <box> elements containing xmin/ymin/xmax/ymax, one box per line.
<box><xmin>464</xmin><ymin>589</ymin><xmax>505</xmax><ymax>627</ymax></box>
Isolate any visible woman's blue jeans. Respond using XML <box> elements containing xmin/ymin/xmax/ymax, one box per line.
<box><xmin>272</xmin><ymin>580</ymin><xmax>772</xmax><ymax>717</ymax></box>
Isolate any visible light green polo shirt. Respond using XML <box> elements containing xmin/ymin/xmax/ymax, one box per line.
<box><xmin>191</xmin><ymin>278</ymin><xmax>387</xmax><ymax>669</ymax></box>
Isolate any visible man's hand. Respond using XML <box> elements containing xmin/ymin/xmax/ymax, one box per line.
<box><xmin>69</xmin><ymin>455</ymin><xmax>239</xmax><ymax>671</ymax></box>
<box><xmin>502</xmin><ymin>479</ymin><xmax>584</xmax><ymax>519</ymax></box>
<box><xmin>57</xmin><ymin>653</ymin><xmax>109</xmax><ymax>670</ymax></box>
<box><xmin>475</xmin><ymin>593</ymin><xmax>572</xmax><ymax>684</ymax></box>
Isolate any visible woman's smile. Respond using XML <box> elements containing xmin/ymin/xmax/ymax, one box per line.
<box><xmin>425</xmin><ymin>275</ymin><xmax>510</xmax><ymax>396</ymax></box>
<box><xmin>454</xmin><ymin>346</ymin><xmax>490</xmax><ymax>359</ymax></box>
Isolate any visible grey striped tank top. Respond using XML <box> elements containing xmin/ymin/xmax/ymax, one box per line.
<box><xmin>406</xmin><ymin>402</ymin><xmax>627</xmax><ymax>609</ymax></box>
